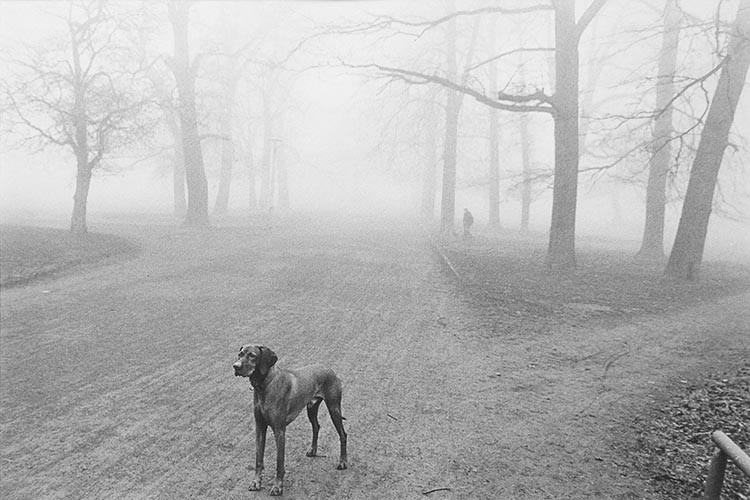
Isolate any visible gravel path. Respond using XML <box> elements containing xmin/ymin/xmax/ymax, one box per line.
<box><xmin>1</xmin><ymin>215</ymin><xmax>748</xmax><ymax>499</ymax></box>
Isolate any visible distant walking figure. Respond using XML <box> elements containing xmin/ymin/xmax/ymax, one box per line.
<box><xmin>463</xmin><ymin>208</ymin><xmax>474</xmax><ymax>239</ymax></box>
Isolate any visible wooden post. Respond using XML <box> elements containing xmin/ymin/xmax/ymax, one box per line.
<box><xmin>704</xmin><ymin>449</ymin><xmax>727</xmax><ymax>500</ymax></box>
<box><xmin>704</xmin><ymin>431</ymin><xmax>750</xmax><ymax>499</ymax></box>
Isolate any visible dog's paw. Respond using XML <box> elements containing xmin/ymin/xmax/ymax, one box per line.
<box><xmin>269</xmin><ymin>481</ymin><xmax>283</xmax><ymax>496</ymax></box>
<box><xmin>336</xmin><ymin>460</ymin><xmax>348</xmax><ymax>470</ymax></box>
<box><xmin>248</xmin><ymin>478</ymin><xmax>262</xmax><ymax>491</ymax></box>
<box><xmin>306</xmin><ymin>447</ymin><xmax>317</xmax><ymax>457</ymax></box>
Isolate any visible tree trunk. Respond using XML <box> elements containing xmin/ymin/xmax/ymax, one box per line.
<box><xmin>638</xmin><ymin>0</ymin><xmax>680</xmax><ymax>260</ymax></box>
<box><xmin>487</xmin><ymin>36</ymin><xmax>500</xmax><ymax>228</ymax></box>
<box><xmin>440</xmin><ymin>9</ymin><xmax>460</xmax><ymax>234</ymax></box>
<box><xmin>70</xmin><ymin>152</ymin><xmax>91</xmax><ymax>235</ymax></box>
<box><xmin>214</xmin><ymin>75</ymin><xmax>238</xmax><ymax>216</ymax></box>
<box><xmin>166</xmin><ymin>116</ymin><xmax>186</xmax><ymax>217</ymax></box>
<box><xmin>487</xmin><ymin>26</ymin><xmax>500</xmax><ymax>228</ymax></box>
<box><xmin>439</xmin><ymin>5</ymin><xmax>479</xmax><ymax>234</ymax></box>
<box><xmin>276</xmin><ymin>142</ymin><xmax>289</xmax><ymax>211</ymax></box>
<box><xmin>546</xmin><ymin>0</ymin><xmax>579</xmax><ymax>271</ymax></box>
<box><xmin>666</xmin><ymin>0</ymin><xmax>750</xmax><ymax>280</ymax></box>
<box><xmin>441</xmin><ymin>88</ymin><xmax>460</xmax><ymax>234</ymax></box>
<box><xmin>173</xmin><ymin>137</ymin><xmax>186</xmax><ymax>217</ymax></box>
<box><xmin>488</xmin><ymin>106</ymin><xmax>500</xmax><ymax>228</ymax></box>
<box><xmin>420</xmin><ymin>101</ymin><xmax>438</xmax><ymax>221</ymax></box>
<box><xmin>242</xmin><ymin>117</ymin><xmax>258</xmax><ymax>212</ymax></box>
<box><xmin>519</xmin><ymin>112</ymin><xmax>532</xmax><ymax>232</ymax></box>
<box><xmin>259</xmin><ymin>96</ymin><xmax>273</xmax><ymax>210</ymax></box>
<box><xmin>169</xmin><ymin>3</ymin><xmax>209</xmax><ymax>227</ymax></box>
<box><xmin>69</xmin><ymin>26</ymin><xmax>90</xmax><ymax>235</ymax></box>
<box><xmin>248</xmin><ymin>154</ymin><xmax>257</xmax><ymax>212</ymax></box>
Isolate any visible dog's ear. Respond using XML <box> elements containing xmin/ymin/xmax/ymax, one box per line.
<box><xmin>256</xmin><ymin>346</ymin><xmax>278</xmax><ymax>376</ymax></box>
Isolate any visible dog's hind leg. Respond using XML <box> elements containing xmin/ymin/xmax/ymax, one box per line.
<box><xmin>325</xmin><ymin>398</ymin><xmax>348</xmax><ymax>470</ymax></box>
<box><xmin>306</xmin><ymin>398</ymin><xmax>323</xmax><ymax>457</ymax></box>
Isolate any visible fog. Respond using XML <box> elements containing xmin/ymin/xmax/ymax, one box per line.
<box><xmin>1</xmin><ymin>1</ymin><xmax>748</xmax><ymax>263</ymax></box>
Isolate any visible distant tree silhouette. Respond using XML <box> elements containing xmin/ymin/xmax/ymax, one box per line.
<box><xmin>637</xmin><ymin>0</ymin><xmax>681</xmax><ymax>261</ymax></box>
<box><xmin>167</xmin><ymin>1</ymin><xmax>209</xmax><ymax>226</ymax></box>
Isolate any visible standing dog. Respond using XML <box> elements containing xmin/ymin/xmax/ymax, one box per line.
<box><xmin>233</xmin><ymin>345</ymin><xmax>348</xmax><ymax>496</ymax></box>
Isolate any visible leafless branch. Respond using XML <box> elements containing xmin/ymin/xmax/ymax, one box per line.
<box><xmin>467</xmin><ymin>47</ymin><xmax>555</xmax><ymax>73</ymax></box>
<box><xmin>339</xmin><ymin>62</ymin><xmax>554</xmax><ymax>115</ymax></box>
<box><xmin>576</xmin><ymin>0</ymin><xmax>610</xmax><ymax>40</ymax></box>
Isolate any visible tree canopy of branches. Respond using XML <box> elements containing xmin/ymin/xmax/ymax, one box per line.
<box><xmin>340</xmin><ymin>0</ymin><xmax>608</xmax><ymax>271</ymax></box>
<box><xmin>3</xmin><ymin>0</ymin><xmax>153</xmax><ymax>234</ymax></box>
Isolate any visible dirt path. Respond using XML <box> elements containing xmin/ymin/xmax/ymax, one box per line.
<box><xmin>1</xmin><ymin>215</ymin><xmax>748</xmax><ymax>499</ymax></box>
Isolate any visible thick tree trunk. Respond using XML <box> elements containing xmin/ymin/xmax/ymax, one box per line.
<box><xmin>546</xmin><ymin>0</ymin><xmax>579</xmax><ymax>271</ymax></box>
<box><xmin>70</xmin><ymin>153</ymin><xmax>91</xmax><ymax>235</ymax></box>
<box><xmin>69</xmin><ymin>31</ymin><xmax>90</xmax><ymax>235</ymax></box>
<box><xmin>666</xmin><ymin>0</ymin><xmax>750</xmax><ymax>280</ymax></box>
<box><xmin>638</xmin><ymin>0</ymin><xmax>680</xmax><ymax>260</ymax></box>
<box><xmin>165</xmin><ymin>117</ymin><xmax>186</xmax><ymax>217</ymax></box>
<box><xmin>420</xmin><ymin>102</ymin><xmax>438</xmax><ymax>221</ymax></box>
<box><xmin>172</xmin><ymin>137</ymin><xmax>186</xmax><ymax>217</ymax></box>
<box><xmin>169</xmin><ymin>3</ymin><xmax>209</xmax><ymax>227</ymax></box>
<box><xmin>519</xmin><ymin>113</ymin><xmax>532</xmax><ymax>232</ymax></box>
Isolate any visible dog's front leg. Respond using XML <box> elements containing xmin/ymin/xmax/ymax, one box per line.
<box><xmin>269</xmin><ymin>427</ymin><xmax>286</xmax><ymax>496</ymax></box>
<box><xmin>249</xmin><ymin>415</ymin><xmax>267</xmax><ymax>491</ymax></box>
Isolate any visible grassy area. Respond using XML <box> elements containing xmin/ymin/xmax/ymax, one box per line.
<box><xmin>440</xmin><ymin>233</ymin><xmax>750</xmax><ymax>334</ymax></box>
<box><xmin>0</xmin><ymin>225</ymin><xmax>138</xmax><ymax>288</ymax></box>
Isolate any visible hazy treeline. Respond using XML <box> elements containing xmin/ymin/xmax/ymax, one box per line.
<box><xmin>1</xmin><ymin>1</ymin><xmax>748</xmax><ymax>279</ymax></box>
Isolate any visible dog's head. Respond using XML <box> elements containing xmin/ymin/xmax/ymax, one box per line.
<box><xmin>233</xmin><ymin>344</ymin><xmax>278</xmax><ymax>379</ymax></box>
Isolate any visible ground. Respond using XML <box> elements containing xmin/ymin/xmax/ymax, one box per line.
<box><xmin>0</xmin><ymin>215</ymin><xmax>748</xmax><ymax>499</ymax></box>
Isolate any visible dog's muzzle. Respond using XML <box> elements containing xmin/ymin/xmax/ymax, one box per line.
<box><xmin>233</xmin><ymin>362</ymin><xmax>244</xmax><ymax>377</ymax></box>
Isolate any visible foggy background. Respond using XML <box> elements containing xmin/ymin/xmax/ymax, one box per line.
<box><xmin>1</xmin><ymin>1</ymin><xmax>748</xmax><ymax>262</ymax></box>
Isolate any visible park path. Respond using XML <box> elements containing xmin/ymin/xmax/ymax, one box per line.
<box><xmin>1</xmin><ymin>214</ymin><xmax>748</xmax><ymax>499</ymax></box>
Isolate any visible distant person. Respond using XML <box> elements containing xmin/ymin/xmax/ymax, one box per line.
<box><xmin>463</xmin><ymin>208</ymin><xmax>474</xmax><ymax>239</ymax></box>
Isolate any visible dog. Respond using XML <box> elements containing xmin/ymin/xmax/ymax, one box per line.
<box><xmin>233</xmin><ymin>345</ymin><xmax>348</xmax><ymax>496</ymax></box>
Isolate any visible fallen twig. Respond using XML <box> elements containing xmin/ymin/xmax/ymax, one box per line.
<box><xmin>422</xmin><ymin>486</ymin><xmax>452</xmax><ymax>495</ymax></box>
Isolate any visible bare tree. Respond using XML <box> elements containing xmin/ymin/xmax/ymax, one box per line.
<box><xmin>666</xmin><ymin>0</ymin><xmax>750</xmax><ymax>280</ymax></box>
<box><xmin>637</xmin><ymin>0</ymin><xmax>681</xmax><ymax>260</ymax></box>
<box><xmin>546</xmin><ymin>0</ymin><xmax>609</xmax><ymax>271</ymax></box>
<box><xmin>3</xmin><ymin>1</ymin><xmax>151</xmax><ymax>234</ymax></box>
<box><xmin>167</xmin><ymin>1</ymin><xmax>209</xmax><ymax>226</ymax></box>
<box><xmin>357</xmin><ymin>1</ymin><xmax>607</xmax><ymax>269</ymax></box>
